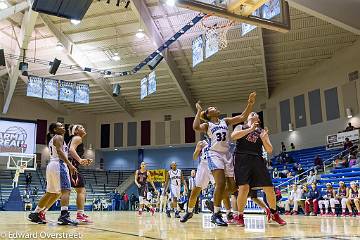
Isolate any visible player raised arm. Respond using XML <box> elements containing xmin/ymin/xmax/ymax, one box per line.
<box><xmin>225</xmin><ymin>92</ymin><xmax>256</xmax><ymax>126</ymax></box>
<box><xmin>260</xmin><ymin>128</ymin><xmax>273</xmax><ymax>154</ymax></box>
<box><xmin>193</xmin><ymin>101</ymin><xmax>208</xmax><ymax>133</ymax></box>
<box><xmin>147</xmin><ymin>171</ymin><xmax>158</xmax><ymax>194</ymax></box>
<box><xmin>231</xmin><ymin>122</ymin><xmax>257</xmax><ymax>141</ymax></box>
<box><xmin>134</xmin><ymin>170</ymin><xmax>141</xmax><ymax>188</ymax></box>
<box><xmin>53</xmin><ymin>135</ymin><xmax>77</xmax><ymax>175</ymax></box>
<box><xmin>193</xmin><ymin>141</ymin><xmax>205</xmax><ymax>160</ymax></box>
<box><xmin>69</xmin><ymin>136</ymin><xmax>91</xmax><ymax>166</ymax></box>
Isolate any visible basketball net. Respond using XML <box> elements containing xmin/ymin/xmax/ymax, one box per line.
<box><xmin>19</xmin><ymin>165</ymin><xmax>26</xmax><ymax>174</ymax></box>
<box><xmin>201</xmin><ymin>15</ymin><xmax>234</xmax><ymax>50</ymax></box>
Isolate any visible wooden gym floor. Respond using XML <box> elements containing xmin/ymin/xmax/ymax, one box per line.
<box><xmin>0</xmin><ymin>212</ymin><xmax>359</xmax><ymax>239</ymax></box>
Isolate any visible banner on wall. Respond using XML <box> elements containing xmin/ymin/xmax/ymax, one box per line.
<box><xmin>148</xmin><ymin>169</ymin><xmax>166</xmax><ymax>182</ymax></box>
<box><xmin>0</xmin><ymin>119</ymin><xmax>37</xmax><ymax>156</ymax></box>
<box><xmin>192</xmin><ymin>35</ymin><xmax>204</xmax><ymax>67</ymax></box>
<box><xmin>326</xmin><ymin>129</ymin><xmax>359</xmax><ymax>149</ymax></box>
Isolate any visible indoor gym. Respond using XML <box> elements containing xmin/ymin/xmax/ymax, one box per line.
<box><xmin>0</xmin><ymin>0</ymin><xmax>359</xmax><ymax>239</ymax></box>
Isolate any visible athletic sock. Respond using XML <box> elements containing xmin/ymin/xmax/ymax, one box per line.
<box><xmin>188</xmin><ymin>207</ymin><xmax>194</xmax><ymax>213</ymax></box>
<box><xmin>34</xmin><ymin>206</ymin><xmax>44</xmax><ymax>213</ymax></box>
<box><xmin>270</xmin><ymin>208</ymin><xmax>277</xmax><ymax>214</ymax></box>
<box><xmin>61</xmin><ymin>206</ymin><xmax>68</xmax><ymax>211</ymax></box>
<box><xmin>332</xmin><ymin>209</ymin><xmax>335</xmax><ymax>213</ymax></box>
<box><xmin>226</xmin><ymin>210</ymin><xmax>231</xmax><ymax>215</ymax></box>
<box><xmin>43</xmin><ymin>208</ymin><xmax>48</xmax><ymax>213</ymax></box>
<box><xmin>214</xmin><ymin>206</ymin><xmax>220</xmax><ymax>213</ymax></box>
<box><xmin>234</xmin><ymin>211</ymin><xmax>239</xmax><ymax>217</ymax></box>
<box><xmin>177</xmin><ymin>206</ymin><xmax>181</xmax><ymax>212</ymax></box>
<box><xmin>77</xmin><ymin>210</ymin><xmax>84</xmax><ymax>214</ymax></box>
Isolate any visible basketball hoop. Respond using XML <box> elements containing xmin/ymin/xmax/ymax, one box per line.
<box><xmin>200</xmin><ymin>15</ymin><xmax>235</xmax><ymax>49</ymax></box>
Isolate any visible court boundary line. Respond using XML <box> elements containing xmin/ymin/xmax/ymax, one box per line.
<box><xmin>80</xmin><ymin>225</ymin><xmax>162</xmax><ymax>240</ymax></box>
<box><xmin>192</xmin><ymin>234</ymin><xmax>360</xmax><ymax>240</ymax></box>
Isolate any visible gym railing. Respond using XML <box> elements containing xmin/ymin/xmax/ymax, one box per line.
<box><xmin>275</xmin><ymin>145</ymin><xmax>358</xmax><ymax>191</ymax></box>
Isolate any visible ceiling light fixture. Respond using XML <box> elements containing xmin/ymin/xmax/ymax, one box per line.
<box><xmin>136</xmin><ymin>29</ymin><xmax>145</xmax><ymax>39</ymax></box>
<box><xmin>70</xmin><ymin>19</ymin><xmax>81</xmax><ymax>25</ymax></box>
<box><xmin>56</xmin><ymin>42</ymin><xmax>64</xmax><ymax>50</ymax></box>
<box><xmin>112</xmin><ymin>53</ymin><xmax>120</xmax><ymax>61</ymax></box>
<box><xmin>346</xmin><ymin>108</ymin><xmax>353</xmax><ymax>119</ymax></box>
<box><xmin>288</xmin><ymin>123</ymin><xmax>294</xmax><ymax>132</ymax></box>
<box><xmin>166</xmin><ymin>0</ymin><xmax>176</xmax><ymax>6</ymax></box>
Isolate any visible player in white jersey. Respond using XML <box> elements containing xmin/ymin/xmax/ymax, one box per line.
<box><xmin>165</xmin><ymin>162</ymin><xmax>188</xmax><ymax>218</ymax></box>
<box><xmin>193</xmin><ymin>92</ymin><xmax>256</xmax><ymax>226</ymax></box>
<box><xmin>27</xmin><ymin>122</ymin><xmax>78</xmax><ymax>225</ymax></box>
<box><xmin>180</xmin><ymin>139</ymin><xmax>215</xmax><ymax>223</ymax></box>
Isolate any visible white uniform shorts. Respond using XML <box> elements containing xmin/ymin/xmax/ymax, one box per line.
<box><xmin>169</xmin><ymin>184</ymin><xmax>181</xmax><ymax>199</ymax></box>
<box><xmin>46</xmin><ymin>160</ymin><xmax>71</xmax><ymax>194</ymax></box>
<box><xmin>207</xmin><ymin>150</ymin><xmax>234</xmax><ymax>177</ymax></box>
<box><xmin>195</xmin><ymin>161</ymin><xmax>215</xmax><ymax>190</ymax></box>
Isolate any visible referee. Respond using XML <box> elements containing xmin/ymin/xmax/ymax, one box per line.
<box><xmin>231</xmin><ymin>112</ymin><xmax>286</xmax><ymax>227</ymax></box>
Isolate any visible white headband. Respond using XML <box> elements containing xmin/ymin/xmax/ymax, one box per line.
<box><xmin>70</xmin><ymin>124</ymin><xmax>80</xmax><ymax>136</ymax></box>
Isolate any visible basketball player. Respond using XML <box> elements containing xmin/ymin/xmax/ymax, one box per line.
<box><xmin>165</xmin><ymin>162</ymin><xmax>188</xmax><ymax>218</ymax></box>
<box><xmin>336</xmin><ymin>181</ymin><xmax>348</xmax><ymax>216</ymax></box>
<box><xmin>193</xmin><ymin>92</ymin><xmax>256</xmax><ymax>226</ymax></box>
<box><xmin>27</xmin><ymin>122</ymin><xmax>78</xmax><ymax>225</ymax></box>
<box><xmin>319</xmin><ymin>183</ymin><xmax>338</xmax><ymax>216</ymax></box>
<box><xmin>60</xmin><ymin>124</ymin><xmax>93</xmax><ymax>223</ymax></box>
<box><xmin>135</xmin><ymin>162</ymin><xmax>157</xmax><ymax>215</ymax></box>
<box><xmin>231</xmin><ymin>112</ymin><xmax>286</xmax><ymax>226</ymax></box>
<box><xmin>346</xmin><ymin>181</ymin><xmax>360</xmax><ymax>217</ymax></box>
<box><xmin>248</xmin><ymin>189</ymin><xmax>271</xmax><ymax>215</ymax></box>
<box><xmin>181</xmin><ymin>139</ymin><xmax>215</xmax><ymax>223</ymax></box>
<box><xmin>159</xmin><ymin>183</ymin><xmax>168</xmax><ymax>213</ymax></box>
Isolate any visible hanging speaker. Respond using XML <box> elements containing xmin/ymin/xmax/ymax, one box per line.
<box><xmin>0</xmin><ymin>49</ymin><xmax>5</xmax><ymax>66</ymax></box>
<box><xmin>148</xmin><ymin>53</ymin><xmax>164</xmax><ymax>70</ymax></box>
<box><xmin>112</xmin><ymin>83</ymin><xmax>121</xmax><ymax>97</ymax></box>
<box><xmin>49</xmin><ymin>58</ymin><xmax>61</xmax><ymax>75</ymax></box>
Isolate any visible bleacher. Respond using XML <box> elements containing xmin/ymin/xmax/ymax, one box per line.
<box><xmin>0</xmin><ymin>168</ymin><xmax>134</xmax><ymax>211</ymax></box>
<box><xmin>271</xmin><ymin>146</ymin><xmax>343</xmax><ymax>187</ymax></box>
<box><xmin>0</xmin><ymin>169</ymin><xmax>46</xmax><ymax>210</ymax></box>
<box><xmin>272</xmin><ymin>146</ymin><xmax>342</xmax><ymax>171</ymax></box>
<box><xmin>317</xmin><ymin>167</ymin><xmax>360</xmax><ymax>190</ymax></box>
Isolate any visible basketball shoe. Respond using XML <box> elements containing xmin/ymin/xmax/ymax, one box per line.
<box><xmin>180</xmin><ymin>212</ymin><xmax>193</xmax><ymax>223</ymax></box>
<box><xmin>211</xmin><ymin>212</ymin><xmax>228</xmax><ymax>227</ymax></box>
<box><xmin>39</xmin><ymin>211</ymin><xmax>47</xmax><ymax>223</ymax></box>
<box><xmin>271</xmin><ymin>212</ymin><xmax>286</xmax><ymax>226</ymax></box>
<box><xmin>77</xmin><ymin>212</ymin><xmax>93</xmax><ymax>223</ymax></box>
<box><xmin>234</xmin><ymin>214</ymin><xmax>245</xmax><ymax>227</ymax></box>
<box><xmin>27</xmin><ymin>212</ymin><xmax>46</xmax><ymax>224</ymax></box>
<box><xmin>58</xmin><ymin>211</ymin><xmax>78</xmax><ymax>226</ymax></box>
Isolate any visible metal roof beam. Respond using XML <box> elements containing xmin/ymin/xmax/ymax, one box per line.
<box><xmin>131</xmin><ymin>0</ymin><xmax>196</xmax><ymax>113</ymax></box>
<box><xmin>3</xmin><ymin>7</ymin><xmax>38</xmax><ymax>113</ymax></box>
<box><xmin>40</xmin><ymin>14</ymin><xmax>135</xmax><ymax>117</ymax></box>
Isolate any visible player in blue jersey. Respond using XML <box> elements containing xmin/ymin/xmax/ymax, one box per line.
<box><xmin>193</xmin><ymin>92</ymin><xmax>256</xmax><ymax>226</ymax></box>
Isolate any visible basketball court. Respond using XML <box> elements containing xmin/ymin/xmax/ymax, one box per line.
<box><xmin>1</xmin><ymin>212</ymin><xmax>360</xmax><ymax>239</ymax></box>
<box><xmin>0</xmin><ymin>0</ymin><xmax>360</xmax><ymax>239</ymax></box>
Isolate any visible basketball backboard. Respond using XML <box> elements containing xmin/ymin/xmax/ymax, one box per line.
<box><xmin>173</xmin><ymin>0</ymin><xmax>290</xmax><ymax>33</ymax></box>
<box><xmin>7</xmin><ymin>153</ymin><xmax>37</xmax><ymax>171</ymax></box>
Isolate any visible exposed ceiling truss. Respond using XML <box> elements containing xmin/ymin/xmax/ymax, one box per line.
<box><xmin>0</xmin><ymin>0</ymin><xmax>358</xmax><ymax>115</ymax></box>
